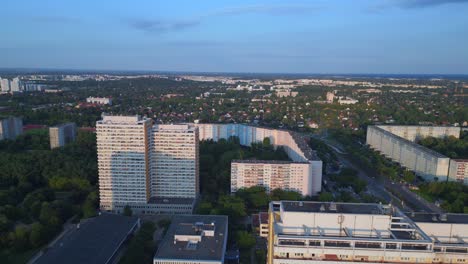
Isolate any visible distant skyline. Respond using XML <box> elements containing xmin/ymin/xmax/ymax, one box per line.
<box><xmin>1</xmin><ymin>0</ymin><xmax>468</xmax><ymax>74</ymax></box>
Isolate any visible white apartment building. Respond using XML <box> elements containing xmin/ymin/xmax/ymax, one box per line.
<box><xmin>97</xmin><ymin>115</ymin><xmax>152</xmax><ymax>212</ymax></box>
<box><xmin>195</xmin><ymin>123</ymin><xmax>322</xmax><ymax>195</ymax></box>
<box><xmin>151</xmin><ymin>124</ymin><xmax>199</xmax><ymax>199</ymax></box>
<box><xmin>0</xmin><ymin>78</ymin><xmax>10</xmax><ymax>92</ymax></box>
<box><xmin>10</xmin><ymin>77</ymin><xmax>22</xmax><ymax>92</ymax></box>
<box><xmin>87</xmin><ymin>97</ymin><xmax>112</xmax><ymax>105</ymax></box>
<box><xmin>448</xmin><ymin>159</ymin><xmax>468</xmax><ymax>184</ymax></box>
<box><xmin>96</xmin><ymin>116</ymin><xmax>198</xmax><ymax>215</ymax></box>
<box><xmin>0</xmin><ymin>117</ymin><xmax>23</xmax><ymax>140</ymax></box>
<box><xmin>267</xmin><ymin>201</ymin><xmax>468</xmax><ymax>264</ymax></box>
<box><xmin>49</xmin><ymin>122</ymin><xmax>77</xmax><ymax>149</ymax></box>
<box><xmin>326</xmin><ymin>92</ymin><xmax>334</xmax><ymax>103</ymax></box>
<box><xmin>231</xmin><ymin>160</ymin><xmax>316</xmax><ymax>196</ymax></box>
<box><xmin>366</xmin><ymin>125</ymin><xmax>461</xmax><ymax>181</ymax></box>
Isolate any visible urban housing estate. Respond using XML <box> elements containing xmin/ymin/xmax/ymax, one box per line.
<box><xmin>366</xmin><ymin>125</ymin><xmax>465</xmax><ymax>183</ymax></box>
<box><xmin>97</xmin><ymin>115</ymin><xmax>198</xmax><ymax>214</ymax></box>
<box><xmin>96</xmin><ymin>116</ymin><xmax>323</xmax><ymax>215</ymax></box>
<box><xmin>195</xmin><ymin>123</ymin><xmax>323</xmax><ymax>196</ymax></box>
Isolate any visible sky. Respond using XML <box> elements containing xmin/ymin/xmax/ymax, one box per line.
<box><xmin>1</xmin><ymin>0</ymin><xmax>468</xmax><ymax>74</ymax></box>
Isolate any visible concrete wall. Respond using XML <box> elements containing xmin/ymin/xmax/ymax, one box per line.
<box><xmin>367</xmin><ymin>126</ymin><xmax>451</xmax><ymax>181</ymax></box>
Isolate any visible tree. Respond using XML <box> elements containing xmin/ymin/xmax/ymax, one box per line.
<box><xmin>236</xmin><ymin>186</ymin><xmax>269</xmax><ymax>209</ymax></box>
<box><xmin>29</xmin><ymin>222</ymin><xmax>47</xmax><ymax>247</ymax></box>
<box><xmin>211</xmin><ymin>195</ymin><xmax>246</xmax><ymax>221</ymax></box>
<box><xmin>318</xmin><ymin>192</ymin><xmax>334</xmax><ymax>202</ymax></box>
<box><xmin>270</xmin><ymin>189</ymin><xmax>302</xmax><ymax>201</ymax></box>
<box><xmin>123</xmin><ymin>205</ymin><xmax>133</xmax><ymax>217</ymax></box>
<box><xmin>256</xmin><ymin>249</ymin><xmax>266</xmax><ymax>264</ymax></box>
<box><xmin>236</xmin><ymin>231</ymin><xmax>255</xmax><ymax>249</ymax></box>
<box><xmin>82</xmin><ymin>191</ymin><xmax>98</xmax><ymax>218</ymax></box>
<box><xmin>119</xmin><ymin>222</ymin><xmax>156</xmax><ymax>264</ymax></box>
<box><xmin>9</xmin><ymin>226</ymin><xmax>30</xmax><ymax>251</ymax></box>
<box><xmin>403</xmin><ymin>170</ymin><xmax>416</xmax><ymax>183</ymax></box>
<box><xmin>196</xmin><ymin>201</ymin><xmax>213</xmax><ymax>215</ymax></box>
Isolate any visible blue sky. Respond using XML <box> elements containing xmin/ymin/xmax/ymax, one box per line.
<box><xmin>1</xmin><ymin>0</ymin><xmax>468</xmax><ymax>74</ymax></box>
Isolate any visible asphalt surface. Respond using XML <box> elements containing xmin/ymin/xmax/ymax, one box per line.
<box><xmin>310</xmin><ymin>134</ymin><xmax>444</xmax><ymax>214</ymax></box>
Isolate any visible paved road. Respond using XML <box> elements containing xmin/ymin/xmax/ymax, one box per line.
<box><xmin>310</xmin><ymin>134</ymin><xmax>443</xmax><ymax>213</ymax></box>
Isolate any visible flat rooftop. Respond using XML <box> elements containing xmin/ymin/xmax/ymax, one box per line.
<box><xmin>281</xmin><ymin>201</ymin><xmax>387</xmax><ymax>215</ymax></box>
<box><xmin>154</xmin><ymin>215</ymin><xmax>228</xmax><ymax>262</ymax></box>
<box><xmin>409</xmin><ymin>213</ymin><xmax>468</xmax><ymax>224</ymax></box>
<box><xmin>98</xmin><ymin>115</ymin><xmax>150</xmax><ymax>124</ymax></box>
<box><xmin>34</xmin><ymin>214</ymin><xmax>139</xmax><ymax>264</ymax></box>
<box><xmin>231</xmin><ymin>159</ymin><xmax>307</xmax><ymax>164</ymax></box>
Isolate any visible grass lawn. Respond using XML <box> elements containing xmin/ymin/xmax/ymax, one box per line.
<box><xmin>0</xmin><ymin>249</ymin><xmax>38</xmax><ymax>264</ymax></box>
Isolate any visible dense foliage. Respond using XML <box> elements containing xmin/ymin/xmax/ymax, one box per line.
<box><xmin>119</xmin><ymin>222</ymin><xmax>156</xmax><ymax>264</ymax></box>
<box><xmin>199</xmin><ymin>136</ymin><xmax>290</xmax><ymax>201</ymax></box>
<box><xmin>0</xmin><ymin>129</ymin><xmax>97</xmax><ymax>258</ymax></box>
<box><xmin>417</xmin><ymin>182</ymin><xmax>468</xmax><ymax>213</ymax></box>
<box><xmin>418</xmin><ymin>132</ymin><xmax>468</xmax><ymax>159</ymax></box>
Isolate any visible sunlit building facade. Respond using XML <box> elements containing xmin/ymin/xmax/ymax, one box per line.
<box><xmin>49</xmin><ymin>122</ymin><xmax>77</xmax><ymax>149</ymax></box>
<box><xmin>97</xmin><ymin>116</ymin><xmax>198</xmax><ymax>214</ymax></box>
<box><xmin>267</xmin><ymin>201</ymin><xmax>468</xmax><ymax>264</ymax></box>
<box><xmin>366</xmin><ymin>125</ymin><xmax>461</xmax><ymax>181</ymax></box>
<box><xmin>195</xmin><ymin>123</ymin><xmax>322</xmax><ymax>196</ymax></box>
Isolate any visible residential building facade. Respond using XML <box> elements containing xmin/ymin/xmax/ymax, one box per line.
<box><xmin>96</xmin><ymin>116</ymin><xmax>198</xmax><ymax>215</ymax></box>
<box><xmin>151</xmin><ymin>124</ymin><xmax>199</xmax><ymax>199</ymax></box>
<box><xmin>366</xmin><ymin>125</ymin><xmax>461</xmax><ymax>181</ymax></box>
<box><xmin>195</xmin><ymin>123</ymin><xmax>323</xmax><ymax>195</ymax></box>
<box><xmin>448</xmin><ymin>159</ymin><xmax>468</xmax><ymax>184</ymax></box>
<box><xmin>231</xmin><ymin>160</ymin><xmax>316</xmax><ymax>196</ymax></box>
<box><xmin>49</xmin><ymin>122</ymin><xmax>77</xmax><ymax>149</ymax></box>
<box><xmin>0</xmin><ymin>117</ymin><xmax>23</xmax><ymax>140</ymax></box>
<box><xmin>97</xmin><ymin>115</ymin><xmax>152</xmax><ymax>212</ymax></box>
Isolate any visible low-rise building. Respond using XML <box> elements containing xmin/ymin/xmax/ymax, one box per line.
<box><xmin>86</xmin><ymin>97</ymin><xmax>112</xmax><ymax>105</ymax></box>
<box><xmin>33</xmin><ymin>213</ymin><xmax>140</xmax><ymax>264</ymax></box>
<box><xmin>153</xmin><ymin>215</ymin><xmax>228</xmax><ymax>264</ymax></box>
<box><xmin>252</xmin><ymin>212</ymin><xmax>269</xmax><ymax>238</ymax></box>
<box><xmin>338</xmin><ymin>97</ymin><xmax>358</xmax><ymax>104</ymax></box>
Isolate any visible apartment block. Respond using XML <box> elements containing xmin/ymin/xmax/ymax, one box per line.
<box><xmin>448</xmin><ymin>159</ymin><xmax>468</xmax><ymax>184</ymax></box>
<box><xmin>0</xmin><ymin>117</ymin><xmax>23</xmax><ymax>140</ymax></box>
<box><xmin>97</xmin><ymin>115</ymin><xmax>152</xmax><ymax>211</ymax></box>
<box><xmin>49</xmin><ymin>122</ymin><xmax>77</xmax><ymax>149</ymax></box>
<box><xmin>96</xmin><ymin>116</ymin><xmax>198</xmax><ymax>215</ymax></box>
<box><xmin>0</xmin><ymin>78</ymin><xmax>10</xmax><ymax>92</ymax></box>
<box><xmin>366</xmin><ymin>125</ymin><xmax>461</xmax><ymax>181</ymax></box>
<box><xmin>267</xmin><ymin>201</ymin><xmax>468</xmax><ymax>264</ymax></box>
<box><xmin>195</xmin><ymin>123</ymin><xmax>322</xmax><ymax>195</ymax></box>
<box><xmin>151</xmin><ymin>124</ymin><xmax>199</xmax><ymax>199</ymax></box>
<box><xmin>231</xmin><ymin>160</ymin><xmax>316</xmax><ymax>196</ymax></box>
